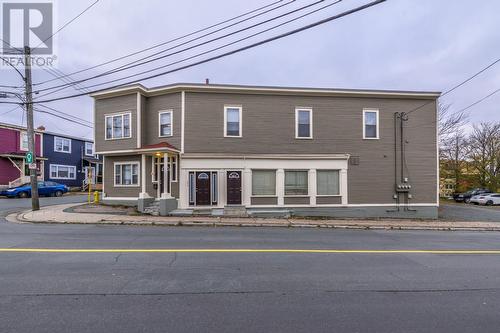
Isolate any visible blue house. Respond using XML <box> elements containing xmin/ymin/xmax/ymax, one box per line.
<box><xmin>42</xmin><ymin>130</ymin><xmax>102</xmax><ymax>189</ymax></box>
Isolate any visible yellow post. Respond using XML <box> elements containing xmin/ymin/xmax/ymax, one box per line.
<box><xmin>87</xmin><ymin>168</ymin><xmax>92</xmax><ymax>204</ymax></box>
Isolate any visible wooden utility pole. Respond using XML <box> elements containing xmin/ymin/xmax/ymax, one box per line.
<box><xmin>24</xmin><ymin>46</ymin><xmax>40</xmax><ymax>211</ymax></box>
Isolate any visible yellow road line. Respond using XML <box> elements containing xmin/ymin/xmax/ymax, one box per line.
<box><xmin>1</xmin><ymin>248</ymin><xmax>500</xmax><ymax>254</ymax></box>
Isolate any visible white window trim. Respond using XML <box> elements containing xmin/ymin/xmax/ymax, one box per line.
<box><xmin>105</xmin><ymin>112</ymin><xmax>132</xmax><ymax>140</ymax></box>
<box><xmin>114</xmin><ymin>161</ymin><xmax>140</xmax><ymax>187</ymax></box>
<box><xmin>54</xmin><ymin>136</ymin><xmax>72</xmax><ymax>154</ymax></box>
<box><xmin>251</xmin><ymin>169</ymin><xmax>277</xmax><ymax>197</ymax></box>
<box><xmin>158</xmin><ymin>110</ymin><xmax>173</xmax><ymax>137</ymax></box>
<box><xmin>295</xmin><ymin>107</ymin><xmax>313</xmax><ymax>139</ymax></box>
<box><xmin>49</xmin><ymin>164</ymin><xmax>77</xmax><ymax>180</ymax></box>
<box><xmin>170</xmin><ymin>155</ymin><xmax>178</xmax><ymax>182</ymax></box>
<box><xmin>223</xmin><ymin>105</ymin><xmax>242</xmax><ymax>138</ymax></box>
<box><xmin>85</xmin><ymin>142</ymin><xmax>94</xmax><ymax>156</ymax></box>
<box><xmin>363</xmin><ymin>108</ymin><xmax>379</xmax><ymax>140</ymax></box>
<box><xmin>19</xmin><ymin>131</ymin><xmax>28</xmax><ymax>151</ymax></box>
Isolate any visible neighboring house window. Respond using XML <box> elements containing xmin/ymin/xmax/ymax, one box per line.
<box><xmin>159</xmin><ymin>110</ymin><xmax>173</xmax><ymax>137</ymax></box>
<box><xmin>224</xmin><ymin>106</ymin><xmax>242</xmax><ymax>137</ymax></box>
<box><xmin>20</xmin><ymin>131</ymin><xmax>28</xmax><ymax>151</ymax></box>
<box><xmin>252</xmin><ymin>170</ymin><xmax>276</xmax><ymax>196</ymax></box>
<box><xmin>106</xmin><ymin>113</ymin><xmax>131</xmax><ymax>140</ymax></box>
<box><xmin>363</xmin><ymin>109</ymin><xmax>379</xmax><ymax>139</ymax></box>
<box><xmin>114</xmin><ymin>162</ymin><xmax>139</xmax><ymax>186</ymax></box>
<box><xmin>285</xmin><ymin>170</ymin><xmax>308</xmax><ymax>196</ymax></box>
<box><xmin>317</xmin><ymin>170</ymin><xmax>340</xmax><ymax>195</ymax></box>
<box><xmin>50</xmin><ymin>164</ymin><xmax>76</xmax><ymax>179</ymax></box>
<box><xmin>85</xmin><ymin>142</ymin><xmax>94</xmax><ymax>156</ymax></box>
<box><xmin>295</xmin><ymin>108</ymin><xmax>312</xmax><ymax>139</ymax></box>
<box><xmin>54</xmin><ymin>136</ymin><xmax>71</xmax><ymax>153</ymax></box>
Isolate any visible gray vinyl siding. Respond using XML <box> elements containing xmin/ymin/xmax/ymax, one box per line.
<box><xmin>284</xmin><ymin>197</ymin><xmax>310</xmax><ymax>205</ymax></box>
<box><xmin>95</xmin><ymin>94</ymin><xmax>137</xmax><ymax>152</ymax></box>
<box><xmin>144</xmin><ymin>92</ymin><xmax>182</xmax><ymax>149</ymax></box>
<box><xmin>185</xmin><ymin>92</ymin><xmax>437</xmax><ymax>204</ymax></box>
<box><xmin>316</xmin><ymin>196</ymin><xmax>342</xmax><ymax>205</ymax></box>
<box><xmin>251</xmin><ymin>197</ymin><xmax>278</xmax><ymax>205</ymax></box>
<box><xmin>103</xmin><ymin>155</ymin><xmax>141</xmax><ymax>198</ymax></box>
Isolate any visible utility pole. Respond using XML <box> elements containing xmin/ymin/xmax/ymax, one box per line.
<box><xmin>24</xmin><ymin>46</ymin><xmax>40</xmax><ymax>211</ymax></box>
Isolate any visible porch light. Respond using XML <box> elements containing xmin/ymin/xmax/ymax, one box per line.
<box><xmin>155</xmin><ymin>152</ymin><xmax>162</xmax><ymax>157</ymax></box>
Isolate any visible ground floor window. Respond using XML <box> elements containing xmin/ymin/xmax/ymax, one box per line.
<box><xmin>50</xmin><ymin>164</ymin><xmax>76</xmax><ymax>180</ymax></box>
<box><xmin>317</xmin><ymin>170</ymin><xmax>340</xmax><ymax>195</ymax></box>
<box><xmin>285</xmin><ymin>170</ymin><xmax>308</xmax><ymax>195</ymax></box>
<box><xmin>252</xmin><ymin>170</ymin><xmax>276</xmax><ymax>196</ymax></box>
<box><xmin>114</xmin><ymin>162</ymin><xmax>139</xmax><ymax>186</ymax></box>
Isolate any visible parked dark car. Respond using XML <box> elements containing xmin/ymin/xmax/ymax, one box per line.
<box><xmin>453</xmin><ymin>188</ymin><xmax>492</xmax><ymax>203</ymax></box>
<box><xmin>0</xmin><ymin>181</ymin><xmax>68</xmax><ymax>198</ymax></box>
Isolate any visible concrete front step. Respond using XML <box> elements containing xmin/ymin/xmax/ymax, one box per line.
<box><xmin>223</xmin><ymin>205</ymin><xmax>248</xmax><ymax>217</ymax></box>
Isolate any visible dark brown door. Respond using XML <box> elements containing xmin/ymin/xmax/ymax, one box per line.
<box><xmin>196</xmin><ymin>172</ymin><xmax>211</xmax><ymax>205</ymax></box>
<box><xmin>226</xmin><ymin>171</ymin><xmax>242</xmax><ymax>205</ymax></box>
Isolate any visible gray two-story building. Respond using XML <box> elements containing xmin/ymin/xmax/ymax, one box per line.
<box><xmin>92</xmin><ymin>83</ymin><xmax>439</xmax><ymax>218</ymax></box>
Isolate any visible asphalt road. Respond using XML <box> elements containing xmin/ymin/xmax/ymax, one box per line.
<box><xmin>439</xmin><ymin>203</ymin><xmax>500</xmax><ymax>222</ymax></box>
<box><xmin>1</xmin><ymin>196</ymin><xmax>500</xmax><ymax>332</ymax></box>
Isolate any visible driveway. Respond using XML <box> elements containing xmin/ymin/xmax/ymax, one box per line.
<box><xmin>440</xmin><ymin>202</ymin><xmax>500</xmax><ymax>222</ymax></box>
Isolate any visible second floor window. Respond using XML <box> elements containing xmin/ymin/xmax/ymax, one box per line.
<box><xmin>295</xmin><ymin>108</ymin><xmax>312</xmax><ymax>139</ymax></box>
<box><xmin>224</xmin><ymin>106</ymin><xmax>242</xmax><ymax>137</ymax></box>
<box><xmin>85</xmin><ymin>142</ymin><xmax>94</xmax><ymax>156</ymax></box>
<box><xmin>363</xmin><ymin>109</ymin><xmax>379</xmax><ymax>139</ymax></box>
<box><xmin>54</xmin><ymin>136</ymin><xmax>71</xmax><ymax>153</ymax></box>
<box><xmin>106</xmin><ymin>113</ymin><xmax>131</xmax><ymax>140</ymax></box>
<box><xmin>159</xmin><ymin>111</ymin><xmax>173</xmax><ymax>137</ymax></box>
<box><xmin>20</xmin><ymin>132</ymin><xmax>28</xmax><ymax>151</ymax></box>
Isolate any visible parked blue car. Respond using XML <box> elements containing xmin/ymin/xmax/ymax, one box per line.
<box><xmin>0</xmin><ymin>181</ymin><xmax>69</xmax><ymax>198</ymax></box>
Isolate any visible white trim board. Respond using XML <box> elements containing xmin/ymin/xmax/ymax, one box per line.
<box><xmin>158</xmin><ymin>110</ymin><xmax>173</xmax><ymax>137</ymax></box>
<box><xmin>223</xmin><ymin>105</ymin><xmax>242</xmax><ymax>138</ymax></box>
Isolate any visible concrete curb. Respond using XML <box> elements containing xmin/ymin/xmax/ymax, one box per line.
<box><xmin>7</xmin><ymin>208</ymin><xmax>500</xmax><ymax>232</ymax></box>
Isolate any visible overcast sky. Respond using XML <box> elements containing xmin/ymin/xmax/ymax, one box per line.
<box><xmin>0</xmin><ymin>0</ymin><xmax>499</xmax><ymax>139</ymax></box>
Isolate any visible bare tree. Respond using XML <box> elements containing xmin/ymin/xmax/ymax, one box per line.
<box><xmin>467</xmin><ymin>122</ymin><xmax>500</xmax><ymax>191</ymax></box>
<box><xmin>440</xmin><ymin>131</ymin><xmax>468</xmax><ymax>191</ymax></box>
<box><xmin>438</xmin><ymin>102</ymin><xmax>468</xmax><ymax>142</ymax></box>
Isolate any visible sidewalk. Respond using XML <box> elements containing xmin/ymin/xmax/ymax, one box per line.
<box><xmin>6</xmin><ymin>203</ymin><xmax>500</xmax><ymax>231</ymax></box>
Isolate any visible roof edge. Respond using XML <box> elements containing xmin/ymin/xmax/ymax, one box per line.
<box><xmin>90</xmin><ymin>83</ymin><xmax>441</xmax><ymax>100</ymax></box>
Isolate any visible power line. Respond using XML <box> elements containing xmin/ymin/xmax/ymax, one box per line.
<box><xmin>38</xmin><ymin>103</ymin><xmax>93</xmax><ymax>125</ymax></box>
<box><xmin>35</xmin><ymin>0</ymin><xmax>384</xmax><ymax>104</ymax></box>
<box><xmin>33</xmin><ymin>0</ymin><xmax>100</xmax><ymax>52</ymax></box>
<box><xmin>0</xmin><ymin>105</ymin><xmax>20</xmax><ymax>116</ymax></box>
<box><xmin>34</xmin><ymin>0</ymin><xmax>305</xmax><ymax>93</ymax></box>
<box><xmin>36</xmin><ymin>0</ymin><xmax>343</xmax><ymax>99</ymax></box>
<box><xmin>33</xmin><ymin>0</ymin><xmax>288</xmax><ymax>86</ymax></box>
<box><xmin>406</xmin><ymin>57</ymin><xmax>500</xmax><ymax>116</ymax></box>
<box><xmin>33</xmin><ymin>107</ymin><xmax>93</xmax><ymax>128</ymax></box>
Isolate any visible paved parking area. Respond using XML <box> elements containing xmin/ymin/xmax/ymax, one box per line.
<box><xmin>440</xmin><ymin>202</ymin><xmax>500</xmax><ymax>222</ymax></box>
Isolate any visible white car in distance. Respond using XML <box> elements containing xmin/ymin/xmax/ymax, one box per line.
<box><xmin>470</xmin><ymin>193</ymin><xmax>500</xmax><ymax>206</ymax></box>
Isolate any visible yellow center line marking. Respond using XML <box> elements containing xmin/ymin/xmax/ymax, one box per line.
<box><xmin>1</xmin><ymin>248</ymin><xmax>500</xmax><ymax>254</ymax></box>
